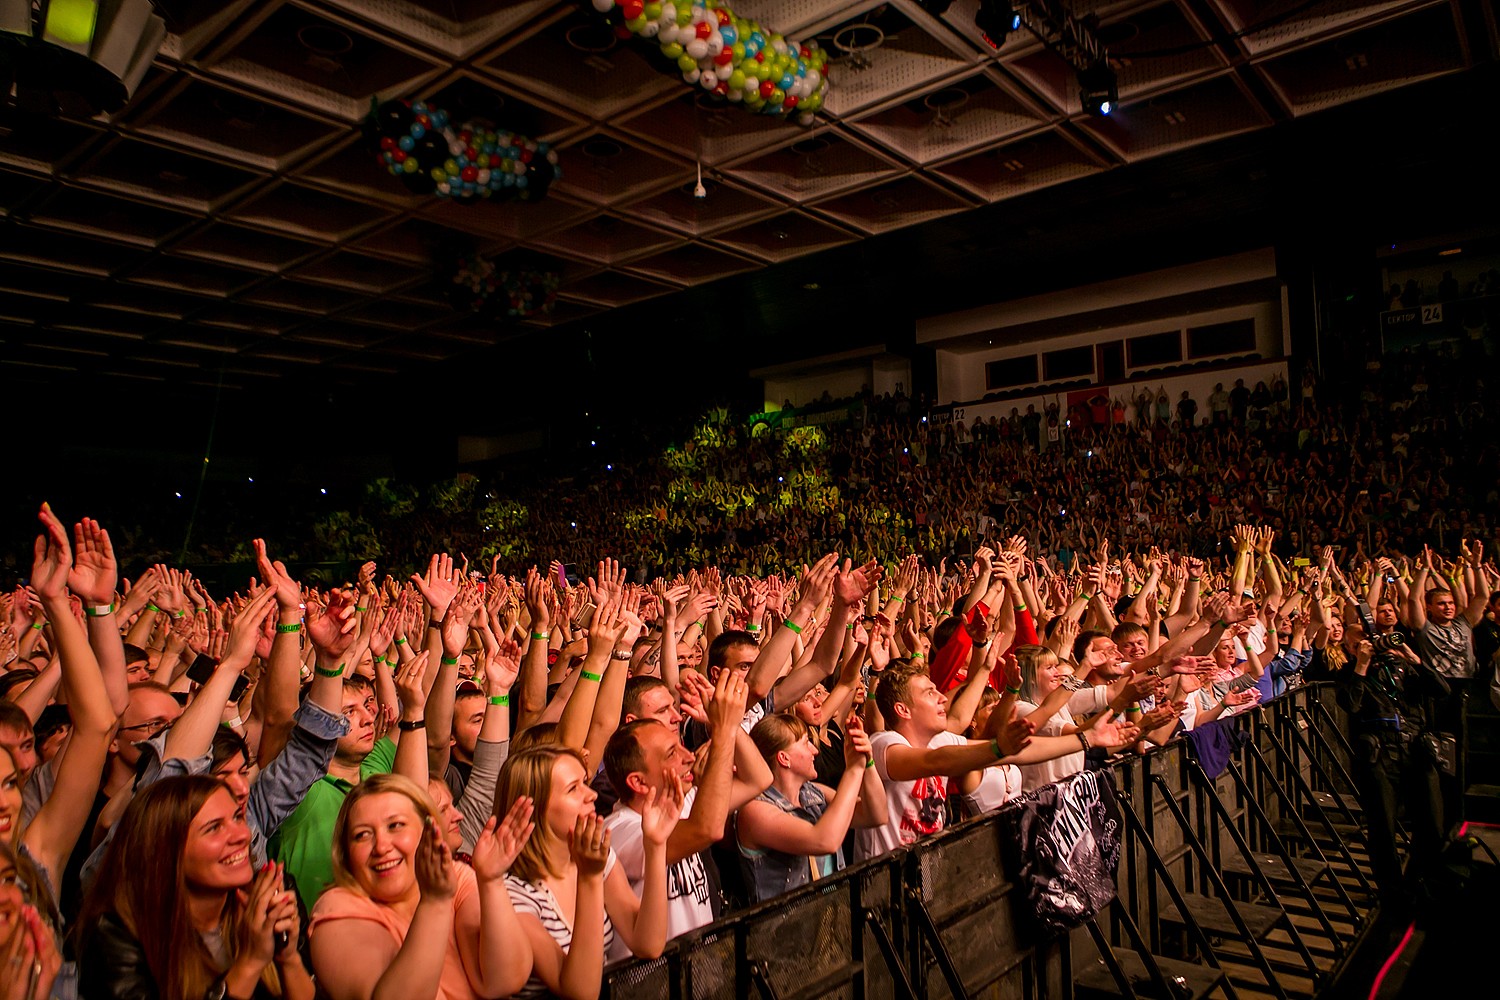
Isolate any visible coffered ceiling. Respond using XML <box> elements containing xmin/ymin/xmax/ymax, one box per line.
<box><xmin>0</xmin><ymin>0</ymin><xmax>1492</xmax><ymax>392</ymax></box>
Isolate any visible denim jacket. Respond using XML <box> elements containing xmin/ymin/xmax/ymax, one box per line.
<box><xmin>80</xmin><ymin>699</ymin><xmax>349</xmax><ymax>888</ymax></box>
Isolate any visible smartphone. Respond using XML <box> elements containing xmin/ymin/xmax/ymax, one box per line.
<box><xmin>1292</xmin><ymin>557</ymin><xmax>1311</xmax><ymax>567</ymax></box>
<box><xmin>557</xmin><ymin>562</ymin><xmax>569</xmax><ymax>590</ymax></box>
<box><xmin>187</xmin><ymin>654</ymin><xmax>249</xmax><ymax>702</ymax></box>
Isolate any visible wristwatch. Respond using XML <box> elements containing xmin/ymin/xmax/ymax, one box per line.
<box><xmin>611</xmin><ymin>649</ymin><xmax>634</xmax><ymax>661</ymax></box>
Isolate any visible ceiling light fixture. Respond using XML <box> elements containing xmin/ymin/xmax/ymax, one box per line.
<box><xmin>694</xmin><ymin>160</ymin><xmax>706</xmax><ymax>199</ymax></box>
<box><xmin>1078</xmin><ymin>61</ymin><xmax>1117</xmax><ymax>116</ymax></box>
<box><xmin>974</xmin><ymin>0</ymin><xmax>1021</xmax><ymax>50</ymax></box>
<box><xmin>1</xmin><ymin>0</ymin><xmax>165</xmax><ymax>115</ymax></box>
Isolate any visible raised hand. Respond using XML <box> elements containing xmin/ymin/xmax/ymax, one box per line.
<box><xmin>843</xmin><ymin>710</ymin><xmax>873</xmax><ymax>770</ymax></box>
<box><xmin>441</xmin><ymin>584</ymin><xmax>483</xmax><ymax>660</ymax></box>
<box><xmin>254</xmin><ymin>539</ymin><xmax>302</xmax><ymax>612</ymax></box>
<box><xmin>307</xmin><ymin>590</ymin><xmax>359</xmax><ymax>658</ymax></box>
<box><xmin>834</xmin><ymin>558</ymin><xmax>883</xmax><ymax>605</ymax></box>
<box><xmin>640</xmin><ymin>771</ymin><xmax>685</xmax><ymax>846</ymax></box>
<box><xmin>472</xmin><ymin>797</ymin><xmax>535</xmax><ymax>883</ymax></box>
<box><xmin>1089</xmin><ymin>717</ymin><xmax>1142</xmax><ymax>750</ymax></box>
<box><xmin>570</xmin><ymin>812</ymin><xmax>610</xmax><ymax>878</ymax></box>
<box><xmin>415</xmin><ymin>818</ymin><xmax>458</xmax><ymax>900</ymax></box>
<box><xmin>411</xmin><ymin>553</ymin><xmax>461</xmax><ymax>620</ymax></box>
<box><xmin>30</xmin><ymin>504</ymin><xmax>73</xmax><ymax>603</ymax></box>
<box><xmin>706</xmin><ymin>665</ymin><xmax>750</xmax><ymax>737</ymax></box>
<box><xmin>224</xmin><ymin>587</ymin><xmax>279</xmax><ymax>664</ymax></box>
<box><xmin>67</xmin><ymin>517</ymin><xmax>117</xmax><ymax>607</ymax></box>
<box><xmin>676</xmin><ymin>669</ymin><xmax>713</xmax><ymax>725</ymax></box>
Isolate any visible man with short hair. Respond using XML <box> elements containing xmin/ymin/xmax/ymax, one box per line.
<box><xmin>854</xmin><ymin>667</ymin><xmax>1139</xmax><ymax>861</ymax></box>
<box><xmin>602</xmin><ymin>669</ymin><xmax>771</xmax><ymax>938</ymax></box>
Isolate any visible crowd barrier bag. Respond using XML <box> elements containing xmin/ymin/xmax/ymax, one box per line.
<box><xmin>1002</xmin><ymin>768</ymin><xmax>1123</xmax><ymax>932</ymax></box>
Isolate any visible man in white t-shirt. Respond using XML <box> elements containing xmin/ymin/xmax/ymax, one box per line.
<box><xmin>855</xmin><ymin>668</ymin><xmax>1141</xmax><ymax>861</ymax></box>
<box><xmin>601</xmin><ymin>670</ymin><xmax>772</xmax><ymax>938</ymax></box>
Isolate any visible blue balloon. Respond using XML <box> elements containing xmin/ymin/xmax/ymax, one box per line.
<box><xmin>397</xmin><ymin>135</ymin><xmax>414</xmax><ymax>151</ymax></box>
<box><xmin>780</xmin><ymin>74</ymin><xmax>794</xmax><ymax>90</ymax></box>
<box><xmin>412</xmin><ymin>101</ymin><xmax>427</xmax><ymax>115</ymax></box>
<box><xmin>516</xmin><ymin>176</ymin><xmax>528</xmax><ymax>189</ymax></box>
<box><xmin>720</xmin><ymin>25</ymin><xmax>736</xmax><ymax>44</ymax></box>
<box><xmin>456</xmin><ymin>155</ymin><xmax>469</xmax><ymax>168</ymax></box>
<box><xmin>410</xmin><ymin>123</ymin><xmax>426</xmax><ymax>139</ymax></box>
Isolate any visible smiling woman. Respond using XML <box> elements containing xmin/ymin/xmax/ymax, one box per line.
<box><xmin>75</xmin><ymin>775</ymin><xmax>312</xmax><ymax>1000</ymax></box>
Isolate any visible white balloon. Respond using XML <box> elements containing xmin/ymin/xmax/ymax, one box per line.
<box><xmin>707</xmin><ymin>34</ymin><xmax>723</xmax><ymax>55</ymax></box>
<box><xmin>448</xmin><ymin>140</ymin><xmax>464</xmax><ymax>156</ymax></box>
<box><xmin>805</xmin><ymin>69</ymin><xmax>821</xmax><ymax>90</ymax></box>
<box><xmin>772</xmin><ymin>37</ymin><xmax>788</xmax><ymax>55</ymax></box>
<box><xmin>662</xmin><ymin>2</ymin><xmax>676</xmax><ymax>20</ymax></box>
<box><xmin>797</xmin><ymin>112</ymin><xmax>815</xmax><ymax>126</ymax></box>
<box><xmin>683</xmin><ymin>68</ymin><xmax>700</xmax><ymax>84</ymax></box>
<box><xmin>700</xmin><ymin>70</ymin><xmax>718</xmax><ymax>89</ymax></box>
<box><xmin>591</xmin><ymin>0</ymin><xmax>614</xmax><ymax>11</ymax></box>
<box><xmin>476</xmin><ymin>168</ymin><xmax>491</xmax><ymax>184</ymax></box>
<box><xmin>685</xmin><ymin>38</ymin><xmax>708</xmax><ymax>59</ymax></box>
<box><xmin>727</xmin><ymin>88</ymin><xmax>743</xmax><ymax>101</ymax></box>
<box><xmin>641</xmin><ymin>21</ymin><xmax>659</xmax><ymax>37</ymax></box>
<box><xmin>659</xmin><ymin>24</ymin><xmax>677</xmax><ymax>43</ymax></box>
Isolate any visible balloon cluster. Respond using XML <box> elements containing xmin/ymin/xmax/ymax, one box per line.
<box><xmin>591</xmin><ymin>0</ymin><xmax>830</xmax><ymax>123</ymax></box>
<box><xmin>450</xmin><ymin>255</ymin><xmax>561</xmax><ymax>320</ymax></box>
<box><xmin>365</xmin><ymin>99</ymin><xmax>560</xmax><ymax>202</ymax></box>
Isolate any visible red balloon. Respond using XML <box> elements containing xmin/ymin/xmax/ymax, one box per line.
<box><xmin>759</xmin><ymin>79</ymin><xmax>775</xmax><ymax>98</ymax></box>
<box><xmin>392</xmin><ymin>150</ymin><xmax>407</xmax><ymax>163</ymax></box>
<box><xmin>623</xmin><ymin>0</ymin><xmax>643</xmax><ymax>18</ymax></box>
<box><xmin>415</xmin><ymin>114</ymin><xmax>429</xmax><ymax>127</ymax></box>
<box><xmin>458</xmin><ymin>130</ymin><xmax>472</xmax><ymax>144</ymax></box>
<box><xmin>714</xmin><ymin>81</ymin><xmax>729</xmax><ymax>95</ymax></box>
<box><xmin>800</xmin><ymin>45</ymin><xmax>810</xmax><ymax>58</ymax></box>
<box><xmin>519</xmin><ymin>148</ymin><xmax>533</xmax><ymax>163</ymax></box>
<box><xmin>695</xmin><ymin>20</ymin><xmax>711</xmax><ymax>39</ymax></box>
<box><xmin>755</xmin><ymin>50</ymin><xmax>765</xmax><ymax>62</ymax></box>
<box><xmin>461</xmin><ymin>165</ymin><xmax>478</xmax><ymax>181</ymax></box>
<box><xmin>379</xmin><ymin>136</ymin><xmax>395</xmax><ymax>151</ymax></box>
<box><xmin>715</xmin><ymin>8</ymin><xmax>730</xmax><ymax>24</ymax></box>
<box><xmin>466</xmin><ymin>146</ymin><xmax>478</xmax><ymax>161</ymax></box>
<box><xmin>614</xmin><ymin>23</ymin><xmax>632</xmax><ymax>38</ymax></box>
<box><xmin>784</xmin><ymin>95</ymin><xmax>799</xmax><ymax>109</ymax></box>
<box><xmin>714</xmin><ymin>48</ymin><xmax>732</xmax><ymax>65</ymax></box>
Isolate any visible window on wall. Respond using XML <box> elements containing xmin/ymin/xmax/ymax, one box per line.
<box><xmin>1127</xmin><ymin>331</ymin><xmax>1182</xmax><ymax>368</ymax></box>
<box><xmin>1043</xmin><ymin>346</ymin><xmax>1093</xmax><ymax>380</ymax></box>
<box><xmin>986</xmin><ymin>354</ymin><xmax>1039</xmax><ymax>390</ymax></box>
<box><xmin>1187</xmin><ymin>319</ymin><xmax>1257</xmax><ymax>358</ymax></box>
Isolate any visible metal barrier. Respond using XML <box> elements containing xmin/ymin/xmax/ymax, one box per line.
<box><xmin>602</xmin><ymin>683</ymin><xmax>1379</xmax><ymax>1000</ymax></box>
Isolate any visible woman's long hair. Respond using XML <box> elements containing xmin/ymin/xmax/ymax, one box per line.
<box><xmin>1014</xmin><ymin>644</ymin><xmax>1056</xmax><ymax>705</ymax></box>
<box><xmin>76</xmin><ymin>775</ymin><xmax>280</xmax><ymax>999</ymax></box>
<box><xmin>496</xmin><ymin>745</ymin><xmax>588</xmax><ymax>884</ymax></box>
<box><xmin>328</xmin><ymin>773</ymin><xmax>440</xmax><ymax>896</ymax></box>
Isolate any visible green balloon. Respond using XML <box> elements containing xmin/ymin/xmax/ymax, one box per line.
<box><xmin>661</xmin><ymin>40</ymin><xmax>683</xmax><ymax>59</ymax></box>
<box><xmin>677</xmin><ymin>52</ymin><xmax>696</xmax><ymax>73</ymax></box>
<box><xmin>676</xmin><ymin>5</ymin><xmax>691</xmax><ymax>24</ymax></box>
<box><xmin>731</xmin><ymin>41</ymin><xmax>745</xmax><ymax>59</ymax></box>
<box><xmin>727</xmin><ymin>69</ymin><xmax>746</xmax><ymax>90</ymax></box>
<box><xmin>645</xmin><ymin>1</ymin><xmax>662</xmax><ymax>17</ymax></box>
<box><xmin>769</xmin><ymin>87</ymin><xmax>785</xmax><ymax>104</ymax></box>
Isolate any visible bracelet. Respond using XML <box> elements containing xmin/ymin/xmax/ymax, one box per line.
<box><xmin>85</xmin><ymin>603</ymin><xmax>115</xmax><ymax>617</ymax></box>
<box><xmin>531</xmin><ymin>631</ymin><xmax>550</xmax><ymax>641</ymax></box>
<box><xmin>1213</xmin><ymin>619</ymin><xmax>1228</xmax><ymax>630</ymax></box>
<box><xmin>936</xmin><ymin>611</ymin><xmax>952</xmax><ymax>618</ymax></box>
<box><xmin>1188</xmin><ymin>576</ymin><xmax>1201</xmax><ymax>582</ymax></box>
<box><xmin>1077</xmin><ymin>731</ymin><xmax>1092</xmax><ymax>752</ymax></box>
<box><xmin>1081</xmin><ymin>592</ymin><xmax>1096</xmax><ymax>600</ymax></box>
<box><xmin>441</xmin><ymin>656</ymin><xmax>459</xmax><ymax>665</ymax></box>
<box><xmin>746</xmin><ymin>623</ymin><xmax>761</xmax><ymax>632</ymax></box>
<box><xmin>1005</xmin><ymin>685</ymin><xmax>1021</xmax><ymax>694</ymax></box>
<box><xmin>397</xmin><ymin>718</ymin><xmax>425</xmax><ymax>732</ymax></box>
<box><xmin>689</xmin><ymin>620</ymin><xmax>705</xmax><ymax>630</ymax></box>
<box><xmin>428</xmin><ymin>619</ymin><xmax>443</xmax><ymax>631</ymax></box>
<box><xmin>196</xmin><ymin>607</ymin><xmax>208</xmax><ymax>615</ymax></box>
<box><xmin>29</xmin><ymin>623</ymin><xmax>44</xmax><ymax>630</ymax></box>
<box><xmin>276</xmin><ymin>623</ymin><xmax>302</xmax><ymax>633</ymax></box>
<box><xmin>846</xmin><ymin>623</ymin><xmax>857</xmax><ymax>631</ymax></box>
<box><xmin>146</xmin><ymin>602</ymin><xmax>162</xmax><ymax>613</ymax></box>
<box><xmin>974</xmin><ymin>639</ymin><xmax>991</xmax><ymax>649</ymax></box>
<box><xmin>1125</xmin><ymin>706</ymin><xmax>1141</xmax><ymax>714</ymax></box>
<box><xmin>989</xmin><ymin>738</ymin><xmax>1003</xmax><ymax>759</ymax></box>
<box><xmin>865</xmin><ymin>758</ymin><xmax>876</xmax><ymax>769</ymax></box>
<box><xmin>172</xmin><ymin>610</ymin><xmax>186</xmax><ymax>620</ymax></box>
<box><xmin>224</xmin><ymin>716</ymin><xmax>244</xmax><ymax>730</ymax></box>
<box><xmin>887</xmin><ymin>595</ymin><xmax>905</xmax><ymax>604</ymax></box>
<box><xmin>489</xmin><ymin>694</ymin><xmax>510</xmax><ymax>706</ymax></box>
<box><xmin>372</xmin><ymin>656</ymin><xmax>385</xmax><ymax>666</ymax></box>
<box><xmin>314</xmin><ymin>663</ymin><xmax>345</xmax><ymax>678</ymax></box>
<box><xmin>355</xmin><ymin>605</ymin><xmax>369</xmax><ymax>612</ymax></box>
<box><xmin>394</xmin><ymin>637</ymin><xmax>408</xmax><ymax>646</ymax></box>
<box><xmin>580</xmin><ymin>670</ymin><xmax>603</xmax><ymax>683</ymax></box>
<box><xmin>783</xmin><ymin>620</ymin><xmax>803</xmax><ymax>635</ymax></box>
<box><xmin>1014</xmin><ymin>604</ymin><xmax>1027</xmax><ymax>613</ymax></box>
<box><xmin>611</xmin><ymin>649</ymin><xmax>633</xmax><ymax>661</ymax></box>
<box><xmin>911</xmin><ymin>652</ymin><xmax>925</xmax><ymax>660</ymax></box>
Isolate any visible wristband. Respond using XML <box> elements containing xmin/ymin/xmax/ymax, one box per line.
<box><xmin>172</xmin><ymin>610</ymin><xmax>186</xmax><ymax>620</ymax></box>
<box><xmin>865</xmin><ymin>758</ymin><xmax>876</xmax><ymax>769</ymax></box>
<box><xmin>611</xmin><ymin>649</ymin><xmax>633</xmax><ymax>661</ymax></box>
<box><xmin>1188</xmin><ymin>576</ymin><xmax>1201</xmax><ymax>582</ymax></box>
<box><xmin>489</xmin><ymin>694</ymin><xmax>510</xmax><ymax>706</ymax></box>
<box><xmin>745</xmin><ymin>623</ymin><xmax>761</xmax><ymax>632</ymax></box>
<box><xmin>580</xmin><ymin>670</ymin><xmax>603</xmax><ymax>683</ymax></box>
<box><xmin>989</xmin><ymin>738</ymin><xmax>1003</xmax><ymax>759</ymax></box>
<box><xmin>314</xmin><ymin>663</ymin><xmax>345</xmax><ymax>678</ymax></box>
<box><xmin>936</xmin><ymin>611</ymin><xmax>952</xmax><ymax>618</ymax></box>
<box><xmin>195</xmin><ymin>607</ymin><xmax>208</xmax><ymax>615</ymax></box>
<box><xmin>1005</xmin><ymin>685</ymin><xmax>1021</xmax><ymax>694</ymax></box>
<box><xmin>1081</xmin><ymin>592</ymin><xmax>1096</xmax><ymax>600</ymax></box>
<box><xmin>783</xmin><ymin>620</ymin><xmax>803</xmax><ymax>635</ymax></box>
<box><xmin>887</xmin><ymin>595</ymin><xmax>905</xmax><ymax>604</ymax></box>
<box><xmin>910</xmin><ymin>652</ymin><xmax>925</xmax><ymax>660</ymax></box>
<box><xmin>397</xmin><ymin>718</ymin><xmax>425</xmax><ymax>732</ymax></box>
<box><xmin>1077</xmin><ymin>731</ymin><xmax>1091</xmax><ymax>752</ymax></box>
<box><xmin>974</xmin><ymin>639</ymin><xmax>991</xmax><ymax>649</ymax></box>
<box><xmin>29</xmin><ymin>623</ymin><xmax>44</xmax><ymax>630</ymax></box>
<box><xmin>428</xmin><ymin>619</ymin><xmax>443</xmax><ymax>631</ymax></box>
<box><xmin>1014</xmin><ymin>604</ymin><xmax>1027</xmax><ymax>613</ymax></box>
<box><xmin>146</xmin><ymin>602</ymin><xmax>163</xmax><ymax>613</ymax></box>
<box><xmin>355</xmin><ymin>605</ymin><xmax>368</xmax><ymax>612</ymax></box>
<box><xmin>85</xmin><ymin>603</ymin><xmax>115</xmax><ymax>617</ymax></box>
<box><xmin>689</xmin><ymin>620</ymin><xmax>704</xmax><ymax>630</ymax></box>
<box><xmin>1125</xmin><ymin>706</ymin><xmax>1141</xmax><ymax>714</ymax></box>
<box><xmin>441</xmin><ymin>656</ymin><xmax>459</xmax><ymax>665</ymax></box>
<box><xmin>372</xmin><ymin>656</ymin><xmax>385</xmax><ymax>666</ymax></box>
<box><xmin>394</xmin><ymin>637</ymin><xmax>408</xmax><ymax>646</ymax></box>
<box><xmin>531</xmin><ymin>631</ymin><xmax>549</xmax><ymax>641</ymax></box>
<box><xmin>276</xmin><ymin>623</ymin><xmax>302</xmax><ymax>633</ymax></box>
<box><xmin>1213</xmin><ymin>619</ymin><xmax>1228</xmax><ymax>630</ymax></box>
<box><xmin>224</xmin><ymin>716</ymin><xmax>244</xmax><ymax>730</ymax></box>
<box><xmin>846</xmin><ymin>623</ymin><xmax>857</xmax><ymax>630</ymax></box>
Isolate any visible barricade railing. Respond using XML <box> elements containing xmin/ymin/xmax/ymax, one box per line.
<box><xmin>602</xmin><ymin>682</ymin><xmax>1377</xmax><ymax>1000</ymax></box>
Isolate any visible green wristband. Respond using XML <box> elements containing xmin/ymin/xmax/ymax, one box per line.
<box><xmin>531</xmin><ymin>631</ymin><xmax>549</xmax><ymax>641</ymax></box>
<box><xmin>372</xmin><ymin>656</ymin><xmax>385</xmax><ymax>666</ymax></box>
<box><xmin>441</xmin><ymin>656</ymin><xmax>459</xmax><ymax>666</ymax></box>
<box><xmin>146</xmin><ymin>602</ymin><xmax>163</xmax><ymax>613</ymax></box>
<box><xmin>745</xmin><ymin>624</ymin><xmax>761</xmax><ymax>632</ymax></box>
<box><xmin>276</xmin><ymin>623</ymin><xmax>302</xmax><ymax>633</ymax></box>
<box><xmin>865</xmin><ymin>758</ymin><xmax>876</xmax><ymax>769</ymax></box>
<box><xmin>394</xmin><ymin>637</ymin><xmax>408</xmax><ymax>646</ymax></box>
<box><xmin>315</xmin><ymin>663</ymin><xmax>345</xmax><ymax>678</ymax></box>
<box><xmin>783</xmin><ymin>620</ymin><xmax>803</xmax><ymax>635</ymax></box>
<box><xmin>29</xmin><ymin>623</ymin><xmax>44</xmax><ymax>630</ymax></box>
<box><xmin>85</xmin><ymin>603</ymin><xmax>116</xmax><ymax>617</ymax></box>
<box><xmin>1005</xmin><ymin>685</ymin><xmax>1021</xmax><ymax>694</ymax></box>
<box><xmin>489</xmin><ymin>694</ymin><xmax>510</xmax><ymax>706</ymax></box>
<box><xmin>887</xmin><ymin>595</ymin><xmax>905</xmax><ymax>604</ymax></box>
<box><xmin>910</xmin><ymin>652</ymin><xmax>925</xmax><ymax>660</ymax></box>
<box><xmin>580</xmin><ymin>670</ymin><xmax>603</xmax><ymax>683</ymax></box>
<box><xmin>990</xmin><ymin>738</ymin><xmax>1003</xmax><ymax>759</ymax></box>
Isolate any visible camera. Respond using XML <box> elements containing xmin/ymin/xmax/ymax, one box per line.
<box><xmin>1369</xmin><ymin>631</ymin><xmax>1406</xmax><ymax>652</ymax></box>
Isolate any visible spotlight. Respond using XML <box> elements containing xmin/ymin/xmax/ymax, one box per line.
<box><xmin>1078</xmin><ymin>62</ymin><xmax>1118</xmax><ymax>116</ymax></box>
<box><xmin>974</xmin><ymin>0</ymin><xmax>1021</xmax><ymax>51</ymax></box>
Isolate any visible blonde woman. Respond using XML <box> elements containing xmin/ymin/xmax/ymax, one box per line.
<box><xmin>308</xmin><ymin>773</ymin><xmax>535</xmax><ymax>1000</ymax></box>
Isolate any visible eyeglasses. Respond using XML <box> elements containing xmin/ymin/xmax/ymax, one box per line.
<box><xmin>0</xmin><ymin>870</ymin><xmax>29</xmax><ymax>894</ymax></box>
<box><xmin>118</xmin><ymin>718</ymin><xmax>173</xmax><ymax>738</ymax></box>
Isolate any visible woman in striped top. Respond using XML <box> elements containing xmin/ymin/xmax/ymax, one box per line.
<box><xmin>496</xmin><ymin>745</ymin><xmax>682</xmax><ymax>1000</ymax></box>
